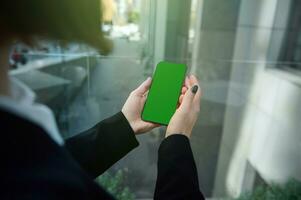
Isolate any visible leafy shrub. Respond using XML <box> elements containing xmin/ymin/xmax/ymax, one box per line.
<box><xmin>236</xmin><ymin>179</ymin><xmax>301</xmax><ymax>200</ymax></box>
<box><xmin>128</xmin><ymin>11</ymin><xmax>140</xmax><ymax>23</ymax></box>
<box><xmin>96</xmin><ymin>169</ymin><xmax>135</xmax><ymax>200</ymax></box>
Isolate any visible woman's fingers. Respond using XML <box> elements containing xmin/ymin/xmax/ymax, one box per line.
<box><xmin>144</xmin><ymin>121</ymin><xmax>160</xmax><ymax>129</ymax></box>
<box><xmin>181</xmin><ymin>85</ymin><xmax>197</xmax><ymax>108</ymax></box>
<box><xmin>185</xmin><ymin>75</ymin><xmax>199</xmax><ymax>87</ymax></box>
<box><xmin>150</xmin><ymin>122</ymin><xmax>161</xmax><ymax>128</ymax></box>
<box><xmin>181</xmin><ymin>75</ymin><xmax>200</xmax><ymax>109</ymax></box>
<box><xmin>193</xmin><ymin>87</ymin><xmax>201</xmax><ymax>113</ymax></box>
<box><xmin>181</xmin><ymin>86</ymin><xmax>187</xmax><ymax>94</ymax></box>
<box><xmin>189</xmin><ymin>75</ymin><xmax>201</xmax><ymax>100</ymax></box>
<box><xmin>194</xmin><ymin>85</ymin><xmax>201</xmax><ymax>102</ymax></box>
<box><xmin>185</xmin><ymin>76</ymin><xmax>192</xmax><ymax>88</ymax></box>
<box><xmin>179</xmin><ymin>94</ymin><xmax>184</xmax><ymax>104</ymax></box>
<box><xmin>189</xmin><ymin>75</ymin><xmax>199</xmax><ymax>86</ymax></box>
<box><xmin>134</xmin><ymin>77</ymin><xmax>152</xmax><ymax>95</ymax></box>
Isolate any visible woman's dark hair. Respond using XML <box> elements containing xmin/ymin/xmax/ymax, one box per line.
<box><xmin>0</xmin><ymin>0</ymin><xmax>112</xmax><ymax>54</ymax></box>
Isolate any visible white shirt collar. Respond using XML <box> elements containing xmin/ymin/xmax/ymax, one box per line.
<box><xmin>0</xmin><ymin>78</ymin><xmax>64</xmax><ymax>146</ymax></box>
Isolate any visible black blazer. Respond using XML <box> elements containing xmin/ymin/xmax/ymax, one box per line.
<box><xmin>0</xmin><ymin>108</ymin><xmax>204</xmax><ymax>199</ymax></box>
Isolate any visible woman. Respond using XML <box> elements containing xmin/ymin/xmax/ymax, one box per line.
<box><xmin>0</xmin><ymin>0</ymin><xmax>204</xmax><ymax>199</ymax></box>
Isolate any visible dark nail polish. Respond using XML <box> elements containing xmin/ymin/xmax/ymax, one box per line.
<box><xmin>191</xmin><ymin>85</ymin><xmax>198</xmax><ymax>94</ymax></box>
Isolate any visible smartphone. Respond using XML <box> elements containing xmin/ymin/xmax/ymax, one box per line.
<box><xmin>142</xmin><ymin>61</ymin><xmax>187</xmax><ymax>125</ymax></box>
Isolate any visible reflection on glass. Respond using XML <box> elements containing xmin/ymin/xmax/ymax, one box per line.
<box><xmin>9</xmin><ymin>0</ymin><xmax>301</xmax><ymax>199</ymax></box>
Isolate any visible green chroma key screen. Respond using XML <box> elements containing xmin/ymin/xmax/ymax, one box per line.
<box><xmin>142</xmin><ymin>61</ymin><xmax>187</xmax><ymax>125</ymax></box>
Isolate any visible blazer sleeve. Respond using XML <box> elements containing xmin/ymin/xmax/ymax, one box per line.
<box><xmin>65</xmin><ymin>112</ymin><xmax>139</xmax><ymax>178</ymax></box>
<box><xmin>154</xmin><ymin>134</ymin><xmax>205</xmax><ymax>200</ymax></box>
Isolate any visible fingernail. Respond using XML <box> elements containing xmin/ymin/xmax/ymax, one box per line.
<box><xmin>191</xmin><ymin>85</ymin><xmax>198</xmax><ymax>94</ymax></box>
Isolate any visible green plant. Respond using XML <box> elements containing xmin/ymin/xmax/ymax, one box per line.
<box><xmin>236</xmin><ymin>179</ymin><xmax>301</xmax><ymax>200</ymax></box>
<box><xmin>96</xmin><ymin>169</ymin><xmax>135</xmax><ymax>200</ymax></box>
<box><xmin>128</xmin><ymin>11</ymin><xmax>140</xmax><ymax>23</ymax></box>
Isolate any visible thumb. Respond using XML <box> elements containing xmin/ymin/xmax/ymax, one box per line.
<box><xmin>134</xmin><ymin>77</ymin><xmax>152</xmax><ymax>95</ymax></box>
<box><xmin>181</xmin><ymin>85</ymin><xmax>198</xmax><ymax>108</ymax></box>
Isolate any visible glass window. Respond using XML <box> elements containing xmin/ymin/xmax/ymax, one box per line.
<box><xmin>279</xmin><ymin>0</ymin><xmax>301</xmax><ymax>70</ymax></box>
<box><xmin>9</xmin><ymin>0</ymin><xmax>301</xmax><ymax>199</ymax></box>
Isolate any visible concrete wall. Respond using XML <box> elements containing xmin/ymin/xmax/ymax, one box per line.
<box><xmin>213</xmin><ymin>0</ymin><xmax>301</xmax><ymax>197</ymax></box>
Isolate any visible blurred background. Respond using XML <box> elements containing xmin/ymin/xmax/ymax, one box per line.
<box><xmin>9</xmin><ymin>0</ymin><xmax>301</xmax><ymax>199</ymax></box>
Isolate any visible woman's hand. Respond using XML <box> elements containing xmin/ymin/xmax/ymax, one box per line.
<box><xmin>166</xmin><ymin>75</ymin><xmax>201</xmax><ymax>138</ymax></box>
<box><xmin>122</xmin><ymin>77</ymin><xmax>159</xmax><ymax>134</ymax></box>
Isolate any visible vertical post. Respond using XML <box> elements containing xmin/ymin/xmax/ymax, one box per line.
<box><xmin>190</xmin><ymin>0</ymin><xmax>204</xmax><ymax>74</ymax></box>
<box><xmin>153</xmin><ymin>0</ymin><xmax>168</xmax><ymax>65</ymax></box>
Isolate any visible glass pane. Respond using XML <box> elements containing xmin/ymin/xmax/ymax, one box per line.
<box><xmin>8</xmin><ymin>0</ymin><xmax>301</xmax><ymax>199</ymax></box>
